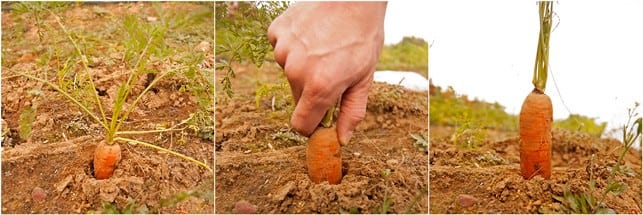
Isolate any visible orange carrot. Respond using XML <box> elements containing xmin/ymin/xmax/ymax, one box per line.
<box><xmin>521</xmin><ymin>1</ymin><xmax>554</xmax><ymax>180</ymax></box>
<box><xmin>306</xmin><ymin>127</ymin><xmax>342</xmax><ymax>184</ymax></box>
<box><xmin>94</xmin><ymin>141</ymin><xmax>121</xmax><ymax>179</ymax></box>
<box><xmin>519</xmin><ymin>89</ymin><xmax>552</xmax><ymax>179</ymax></box>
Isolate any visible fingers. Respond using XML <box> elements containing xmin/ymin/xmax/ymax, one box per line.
<box><xmin>290</xmin><ymin>82</ymin><xmax>336</xmax><ymax>137</ymax></box>
<box><xmin>267</xmin><ymin>11</ymin><xmax>289</xmax><ymax>48</ymax></box>
<box><xmin>336</xmin><ymin>76</ymin><xmax>372</xmax><ymax>145</ymax></box>
<box><xmin>267</xmin><ymin>16</ymin><xmax>288</xmax><ymax>68</ymax></box>
<box><xmin>283</xmin><ymin>47</ymin><xmax>307</xmax><ymax>104</ymax></box>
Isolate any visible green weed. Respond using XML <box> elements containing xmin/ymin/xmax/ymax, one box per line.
<box><xmin>99</xmin><ymin>180</ymin><xmax>213</xmax><ymax>214</ymax></box>
<box><xmin>450</xmin><ymin>113</ymin><xmax>487</xmax><ymax>150</ymax></box>
<box><xmin>404</xmin><ymin>186</ymin><xmax>428</xmax><ymax>214</ymax></box>
<box><xmin>410</xmin><ymin>132</ymin><xmax>428</xmax><ymax>153</ymax></box>
<box><xmin>270</xmin><ymin>128</ymin><xmax>305</xmax><ymax>146</ymax></box>
<box><xmin>551</xmin><ymin>102</ymin><xmax>641</xmax><ymax>214</ymax></box>
<box><xmin>100</xmin><ymin>198</ymin><xmax>149</xmax><ymax>214</ymax></box>
<box><xmin>215</xmin><ymin>1</ymin><xmax>289</xmax><ymax>98</ymax></box>
<box><xmin>377</xmin><ymin>168</ymin><xmax>394</xmax><ymax>214</ymax></box>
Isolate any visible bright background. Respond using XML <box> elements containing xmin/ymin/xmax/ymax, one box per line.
<box><xmin>386</xmin><ymin>1</ymin><xmax>643</xmax><ymax>136</ymax></box>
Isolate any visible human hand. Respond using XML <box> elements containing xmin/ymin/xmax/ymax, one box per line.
<box><xmin>268</xmin><ymin>2</ymin><xmax>387</xmax><ymax>145</ymax></box>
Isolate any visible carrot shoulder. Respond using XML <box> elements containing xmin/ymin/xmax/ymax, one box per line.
<box><xmin>519</xmin><ymin>89</ymin><xmax>552</xmax><ymax>179</ymax></box>
<box><xmin>94</xmin><ymin>141</ymin><xmax>122</xmax><ymax>180</ymax></box>
<box><xmin>306</xmin><ymin>127</ymin><xmax>342</xmax><ymax>184</ymax></box>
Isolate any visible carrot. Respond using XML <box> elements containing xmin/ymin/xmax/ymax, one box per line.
<box><xmin>306</xmin><ymin>126</ymin><xmax>342</xmax><ymax>184</ymax></box>
<box><xmin>519</xmin><ymin>89</ymin><xmax>552</xmax><ymax>179</ymax></box>
<box><xmin>94</xmin><ymin>141</ymin><xmax>121</xmax><ymax>179</ymax></box>
<box><xmin>520</xmin><ymin>1</ymin><xmax>554</xmax><ymax>180</ymax></box>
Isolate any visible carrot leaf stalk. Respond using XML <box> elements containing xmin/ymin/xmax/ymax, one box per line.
<box><xmin>532</xmin><ymin>1</ymin><xmax>553</xmax><ymax>92</ymax></box>
<box><xmin>320</xmin><ymin>101</ymin><xmax>338</xmax><ymax>128</ymax></box>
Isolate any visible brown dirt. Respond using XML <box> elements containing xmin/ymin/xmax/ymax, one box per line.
<box><xmin>430</xmin><ymin>126</ymin><xmax>642</xmax><ymax>213</ymax></box>
<box><xmin>215</xmin><ymin>63</ymin><xmax>429</xmax><ymax>213</ymax></box>
<box><xmin>2</xmin><ymin>2</ymin><xmax>214</xmax><ymax>213</ymax></box>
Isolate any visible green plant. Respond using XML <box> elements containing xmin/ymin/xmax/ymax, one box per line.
<box><xmin>553</xmin><ymin>114</ymin><xmax>607</xmax><ymax>138</ymax></box>
<box><xmin>551</xmin><ymin>155</ymin><xmax>623</xmax><ymax>214</ymax></box>
<box><xmin>551</xmin><ymin>186</ymin><xmax>615</xmax><ymax>214</ymax></box>
<box><xmin>156</xmin><ymin>179</ymin><xmax>214</xmax><ymax>210</ymax></box>
<box><xmin>410</xmin><ymin>133</ymin><xmax>428</xmax><ymax>153</ymax></box>
<box><xmin>404</xmin><ymin>186</ymin><xmax>428</xmax><ymax>214</ymax></box>
<box><xmin>215</xmin><ymin>1</ymin><xmax>289</xmax><ymax>98</ymax></box>
<box><xmin>376</xmin><ymin>36</ymin><xmax>429</xmax><ymax>77</ymax></box>
<box><xmin>254</xmin><ymin>77</ymin><xmax>292</xmax><ymax>112</ymax></box>
<box><xmin>16</xmin><ymin>4</ymin><xmax>212</xmax><ymax>177</ymax></box>
<box><xmin>100</xmin><ymin>179</ymin><xmax>213</xmax><ymax>213</ymax></box>
<box><xmin>338</xmin><ymin>207</ymin><xmax>361</xmax><ymax>214</ymax></box>
<box><xmin>100</xmin><ymin>198</ymin><xmax>149</xmax><ymax>214</ymax></box>
<box><xmin>18</xmin><ymin>89</ymin><xmax>45</xmax><ymax>139</ymax></box>
<box><xmin>377</xmin><ymin>168</ymin><xmax>394</xmax><ymax>214</ymax></box>
<box><xmin>429</xmin><ymin>85</ymin><xmax>518</xmax><ymax>131</ymax></box>
<box><xmin>551</xmin><ymin>103</ymin><xmax>641</xmax><ymax>214</ymax></box>
<box><xmin>271</xmin><ymin>128</ymin><xmax>305</xmax><ymax>145</ymax></box>
<box><xmin>450</xmin><ymin>113</ymin><xmax>486</xmax><ymax>150</ymax></box>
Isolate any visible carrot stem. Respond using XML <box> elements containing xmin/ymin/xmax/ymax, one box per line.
<box><xmin>48</xmin><ymin>9</ymin><xmax>109</xmax><ymax>128</ymax></box>
<box><xmin>321</xmin><ymin>101</ymin><xmax>338</xmax><ymax>128</ymax></box>
<box><xmin>113</xmin><ymin>69</ymin><xmax>175</xmax><ymax>133</ymax></box>
<box><xmin>532</xmin><ymin>1</ymin><xmax>553</xmax><ymax>92</ymax></box>
<box><xmin>18</xmin><ymin>73</ymin><xmax>108</xmax><ymax>130</ymax></box>
<box><xmin>116</xmin><ymin>128</ymin><xmax>184</xmax><ymax>135</ymax></box>
<box><xmin>114</xmin><ymin>137</ymin><xmax>213</xmax><ymax>172</ymax></box>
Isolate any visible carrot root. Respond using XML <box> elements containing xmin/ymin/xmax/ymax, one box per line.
<box><xmin>306</xmin><ymin>127</ymin><xmax>342</xmax><ymax>184</ymax></box>
<box><xmin>519</xmin><ymin>89</ymin><xmax>552</xmax><ymax>179</ymax></box>
<box><xmin>94</xmin><ymin>141</ymin><xmax>122</xmax><ymax>180</ymax></box>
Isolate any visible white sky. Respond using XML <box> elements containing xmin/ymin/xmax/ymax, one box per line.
<box><xmin>386</xmin><ymin>1</ymin><xmax>643</xmax><ymax>137</ymax></box>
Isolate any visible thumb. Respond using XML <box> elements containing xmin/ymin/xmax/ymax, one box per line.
<box><xmin>336</xmin><ymin>78</ymin><xmax>372</xmax><ymax>145</ymax></box>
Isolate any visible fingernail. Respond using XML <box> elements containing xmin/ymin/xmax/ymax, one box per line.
<box><xmin>340</xmin><ymin>130</ymin><xmax>353</xmax><ymax>146</ymax></box>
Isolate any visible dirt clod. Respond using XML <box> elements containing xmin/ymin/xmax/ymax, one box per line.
<box><xmin>55</xmin><ymin>175</ymin><xmax>73</xmax><ymax>193</ymax></box>
<box><xmin>98</xmin><ymin>181</ymin><xmax>119</xmax><ymax>203</ymax></box>
<box><xmin>273</xmin><ymin>181</ymin><xmax>295</xmax><ymax>203</ymax></box>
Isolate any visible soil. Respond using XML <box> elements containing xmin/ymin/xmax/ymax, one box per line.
<box><xmin>1</xmin><ymin>2</ymin><xmax>214</xmax><ymax>213</ymax></box>
<box><xmin>430</xmin><ymin>126</ymin><xmax>642</xmax><ymax>213</ymax></box>
<box><xmin>215</xmin><ymin>63</ymin><xmax>429</xmax><ymax>213</ymax></box>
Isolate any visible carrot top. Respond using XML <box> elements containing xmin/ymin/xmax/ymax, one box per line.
<box><xmin>532</xmin><ymin>1</ymin><xmax>554</xmax><ymax>92</ymax></box>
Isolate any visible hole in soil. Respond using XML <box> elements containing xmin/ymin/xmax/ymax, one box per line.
<box><xmin>97</xmin><ymin>88</ymin><xmax>107</xmax><ymax>96</ymax></box>
<box><xmin>145</xmin><ymin>73</ymin><xmax>156</xmax><ymax>88</ymax></box>
<box><xmin>2</xmin><ymin>128</ymin><xmax>24</xmax><ymax>147</ymax></box>
<box><xmin>86</xmin><ymin>159</ymin><xmax>95</xmax><ymax>177</ymax></box>
<box><xmin>342</xmin><ymin>161</ymin><xmax>349</xmax><ymax>177</ymax></box>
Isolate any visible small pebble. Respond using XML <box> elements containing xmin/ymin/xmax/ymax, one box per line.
<box><xmin>32</xmin><ymin>187</ymin><xmax>47</xmax><ymax>202</ymax></box>
<box><xmin>457</xmin><ymin>194</ymin><xmax>478</xmax><ymax>207</ymax></box>
<box><xmin>233</xmin><ymin>200</ymin><xmax>257</xmax><ymax>214</ymax></box>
